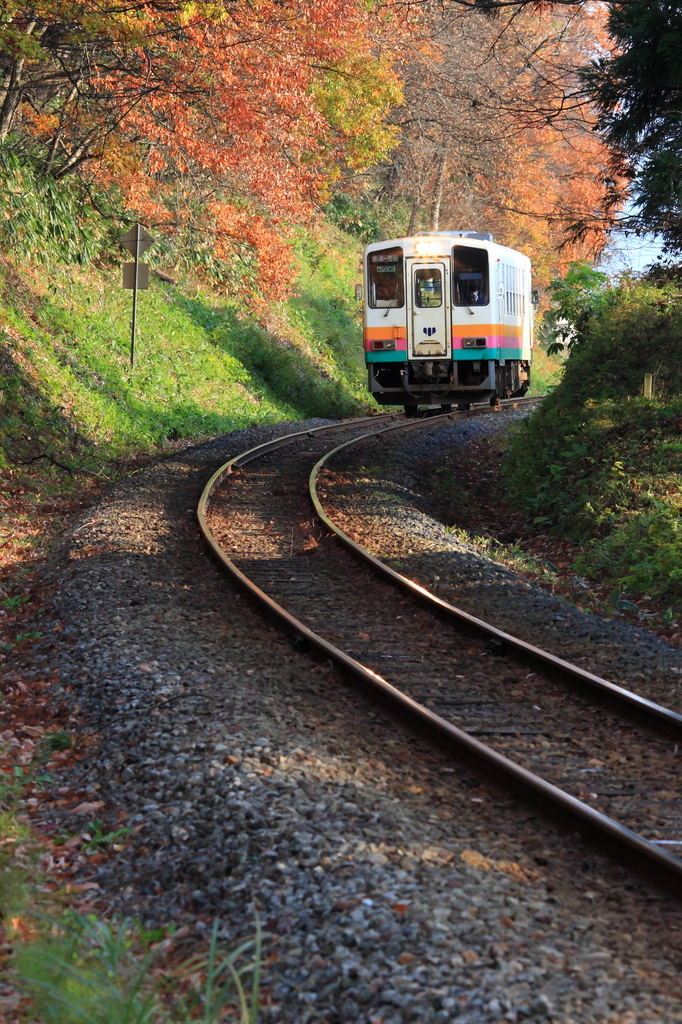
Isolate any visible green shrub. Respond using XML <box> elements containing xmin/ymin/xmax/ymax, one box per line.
<box><xmin>539</xmin><ymin>278</ymin><xmax>682</xmax><ymax>408</ymax></box>
<box><xmin>0</xmin><ymin>150</ymin><xmax>114</xmax><ymax>266</ymax></box>
<box><xmin>539</xmin><ymin>261</ymin><xmax>609</xmax><ymax>356</ymax></box>
<box><xmin>504</xmin><ymin>276</ymin><xmax>682</xmax><ymax>608</ymax></box>
<box><xmin>574</xmin><ymin>504</ymin><xmax>682</xmax><ymax>598</ymax></box>
<box><xmin>324</xmin><ymin>192</ymin><xmax>382</xmax><ymax>242</ymax></box>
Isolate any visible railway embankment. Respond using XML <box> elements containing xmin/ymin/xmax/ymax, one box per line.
<box><xmin>3</xmin><ymin>417</ymin><xmax>682</xmax><ymax>1022</ymax></box>
<box><xmin>0</xmin><ymin>229</ymin><xmax>369</xmax><ymax>1015</ymax></box>
<box><xmin>0</xmin><ymin>226</ymin><xmax>367</xmax><ymax>591</ymax></box>
<box><xmin>503</xmin><ymin>276</ymin><xmax>682</xmax><ymax>623</ymax></box>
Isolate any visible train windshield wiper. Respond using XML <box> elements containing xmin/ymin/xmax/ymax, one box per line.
<box><xmin>384</xmin><ymin>279</ymin><xmax>401</xmax><ymax>316</ymax></box>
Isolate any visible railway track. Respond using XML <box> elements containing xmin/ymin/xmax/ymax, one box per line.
<box><xmin>198</xmin><ymin>403</ymin><xmax>682</xmax><ymax>896</ymax></box>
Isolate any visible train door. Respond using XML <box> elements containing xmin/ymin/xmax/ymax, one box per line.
<box><xmin>409</xmin><ymin>262</ymin><xmax>448</xmax><ymax>358</ymax></box>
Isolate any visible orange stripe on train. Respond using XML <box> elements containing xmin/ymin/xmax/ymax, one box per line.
<box><xmin>453</xmin><ymin>323</ymin><xmax>524</xmax><ymax>339</ymax></box>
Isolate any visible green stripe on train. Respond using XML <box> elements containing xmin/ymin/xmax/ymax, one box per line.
<box><xmin>365</xmin><ymin>348</ymin><xmax>524</xmax><ymax>364</ymax></box>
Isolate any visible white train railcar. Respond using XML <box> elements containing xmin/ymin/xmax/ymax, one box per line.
<box><xmin>363</xmin><ymin>232</ymin><xmax>533</xmax><ymax>412</ymax></box>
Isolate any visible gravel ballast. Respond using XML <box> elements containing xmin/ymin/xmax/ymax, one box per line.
<box><xmin>324</xmin><ymin>412</ymin><xmax>682</xmax><ymax>705</ymax></box>
<box><xmin>2</xmin><ymin>416</ymin><xmax>682</xmax><ymax>1024</ymax></box>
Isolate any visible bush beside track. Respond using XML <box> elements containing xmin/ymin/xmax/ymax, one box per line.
<box><xmin>504</xmin><ymin>278</ymin><xmax>682</xmax><ymax>612</ymax></box>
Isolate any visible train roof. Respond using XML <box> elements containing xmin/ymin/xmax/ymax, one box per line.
<box><xmin>365</xmin><ymin>232</ymin><xmax>530</xmax><ymax>265</ymax></box>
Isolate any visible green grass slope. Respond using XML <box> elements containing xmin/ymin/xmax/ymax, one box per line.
<box><xmin>0</xmin><ymin>226</ymin><xmax>367</xmax><ymax>476</ymax></box>
<box><xmin>504</xmin><ymin>279</ymin><xmax>682</xmax><ymax>611</ymax></box>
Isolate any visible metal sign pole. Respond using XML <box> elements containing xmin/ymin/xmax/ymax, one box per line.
<box><xmin>131</xmin><ymin>223</ymin><xmax>140</xmax><ymax>367</ymax></box>
<box><xmin>120</xmin><ymin>224</ymin><xmax>154</xmax><ymax>367</ymax></box>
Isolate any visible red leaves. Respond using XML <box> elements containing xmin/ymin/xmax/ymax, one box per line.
<box><xmin>4</xmin><ymin>1</ymin><xmax>404</xmax><ymax>300</ymax></box>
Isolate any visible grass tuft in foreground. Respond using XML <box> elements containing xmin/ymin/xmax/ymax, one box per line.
<box><xmin>14</xmin><ymin>913</ymin><xmax>262</xmax><ymax>1024</ymax></box>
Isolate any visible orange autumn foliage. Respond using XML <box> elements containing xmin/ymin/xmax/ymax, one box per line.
<box><xmin>377</xmin><ymin>4</ymin><xmax>618</xmax><ymax>286</ymax></box>
<box><xmin>468</xmin><ymin>6</ymin><xmax>619</xmax><ymax>281</ymax></box>
<box><xmin>0</xmin><ymin>1</ymin><xmax>405</xmax><ymax>299</ymax></box>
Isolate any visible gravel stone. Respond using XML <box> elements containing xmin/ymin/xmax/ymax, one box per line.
<box><xmin>327</xmin><ymin>411</ymin><xmax>682</xmax><ymax>701</ymax></box>
<box><xmin>3</xmin><ymin>414</ymin><xmax>682</xmax><ymax>1024</ymax></box>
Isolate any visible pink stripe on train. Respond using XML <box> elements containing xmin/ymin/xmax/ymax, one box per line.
<box><xmin>451</xmin><ymin>334</ymin><xmax>521</xmax><ymax>350</ymax></box>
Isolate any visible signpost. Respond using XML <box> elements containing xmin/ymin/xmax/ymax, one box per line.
<box><xmin>120</xmin><ymin>224</ymin><xmax>154</xmax><ymax>367</ymax></box>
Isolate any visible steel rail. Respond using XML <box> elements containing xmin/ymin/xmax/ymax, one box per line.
<box><xmin>309</xmin><ymin>423</ymin><xmax>682</xmax><ymax>741</ymax></box>
<box><xmin>198</xmin><ymin>397</ymin><xmax>537</xmax><ymax>522</ymax></box>
<box><xmin>198</xmin><ymin>404</ymin><xmax>682</xmax><ymax>896</ymax></box>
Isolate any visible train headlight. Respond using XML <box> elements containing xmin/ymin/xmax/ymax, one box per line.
<box><xmin>415</xmin><ymin>239</ymin><xmax>440</xmax><ymax>258</ymax></box>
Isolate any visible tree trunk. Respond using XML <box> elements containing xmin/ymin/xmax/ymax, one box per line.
<box><xmin>54</xmin><ymin>136</ymin><xmax>94</xmax><ymax>178</ymax></box>
<box><xmin>0</xmin><ymin>56</ymin><xmax>27</xmax><ymax>141</ymax></box>
<box><xmin>44</xmin><ymin>84</ymin><xmax>79</xmax><ymax>174</ymax></box>
<box><xmin>407</xmin><ymin>190</ymin><xmax>421</xmax><ymax>235</ymax></box>
<box><xmin>0</xmin><ymin>20</ymin><xmax>42</xmax><ymax>142</ymax></box>
<box><xmin>429</xmin><ymin>150</ymin><xmax>447</xmax><ymax>232</ymax></box>
<box><xmin>0</xmin><ymin>12</ymin><xmax>17</xmax><ymax>114</ymax></box>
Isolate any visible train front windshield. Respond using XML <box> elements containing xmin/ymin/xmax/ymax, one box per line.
<box><xmin>368</xmin><ymin>246</ymin><xmax>404</xmax><ymax>308</ymax></box>
<box><xmin>452</xmin><ymin>245</ymin><xmax>489</xmax><ymax>305</ymax></box>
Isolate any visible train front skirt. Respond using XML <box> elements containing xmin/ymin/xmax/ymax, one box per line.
<box><xmin>367</xmin><ymin>357</ymin><xmax>530</xmax><ymax>407</ymax></box>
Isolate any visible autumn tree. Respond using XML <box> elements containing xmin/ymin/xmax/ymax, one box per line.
<box><xmin>425</xmin><ymin>0</ymin><xmax>682</xmax><ymax>255</ymax></box>
<box><xmin>0</xmin><ymin>1</ymin><xmax>403</xmax><ymax>298</ymax></box>
<box><xmin>583</xmin><ymin>1</ymin><xmax>682</xmax><ymax>252</ymax></box>
<box><xmin>359</xmin><ymin>2</ymin><xmax>615</xmax><ymax>285</ymax></box>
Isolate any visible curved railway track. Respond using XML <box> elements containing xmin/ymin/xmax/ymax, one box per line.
<box><xmin>198</xmin><ymin>404</ymin><xmax>682</xmax><ymax>897</ymax></box>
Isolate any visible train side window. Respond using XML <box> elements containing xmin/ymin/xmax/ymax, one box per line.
<box><xmin>503</xmin><ymin>263</ymin><xmax>525</xmax><ymax>317</ymax></box>
<box><xmin>367</xmin><ymin>246</ymin><xmax>404</xmax><ymax>309</ymax></box>
<box><xmin>452</xmin><ymin>245</ymin><xmax>489</xmax><ymax>306</ymax></box>
<box><xmin>414</xmin><ymin>267</ymin><xmax>443</xmax><ymax>307</ymax></box>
